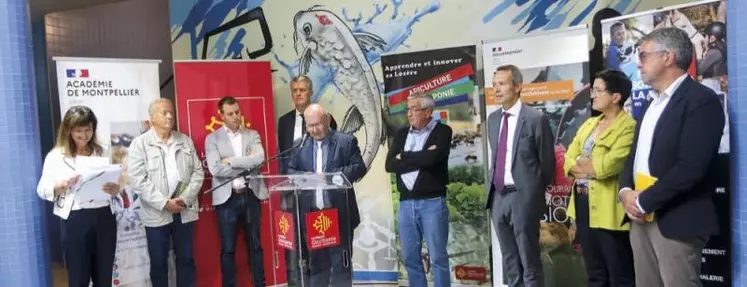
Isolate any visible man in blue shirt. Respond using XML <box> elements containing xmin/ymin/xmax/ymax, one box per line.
<box><xmin>385</xmin><ymin>94</ymin><xmax>453</xmax><ymax>287</ymax></box>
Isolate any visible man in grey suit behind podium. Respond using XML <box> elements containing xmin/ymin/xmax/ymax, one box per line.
<box><xmin>486</xmin><ymin>65</ymin><xmax>555</xmax><ymax>287</ymax></box>
<box><xmin>205</xmin><ymin>96</ymin><xmax>269</xmax><ymax>287</ymax></box>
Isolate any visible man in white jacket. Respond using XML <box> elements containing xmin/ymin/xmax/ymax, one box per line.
<box><xmin>128</xmin><ymin>98</ymin><xmax>204</xmax><ymax>287</ymax></box>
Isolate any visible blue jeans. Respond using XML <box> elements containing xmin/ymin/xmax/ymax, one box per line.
<box><xmin>145</xmin><ymin>214</ymin><xmax>195</xmax><ymax>287</ymax></box>
<box><xmin>398</xmin><ymin>197</ymin><xmax>451</xmax><ymax>287</ymax></box>
<box><xmin>216</xmin><ymin>191</ymin><xmax>265</xmax><ymax>287</ymax></box>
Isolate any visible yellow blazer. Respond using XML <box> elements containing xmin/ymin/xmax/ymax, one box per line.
<box><xmin>564</xmin><ymin>112</ymin><xmax>636</xmax><ymax>231</ymax></box>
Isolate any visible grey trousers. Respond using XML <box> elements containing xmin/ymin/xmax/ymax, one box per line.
<box><xmin>491</xmin><ymin>191</ymin><xmax>543</xmax><ymax>287</ymax></box>
<box><xmin>629</xmin><ymin>221</ymin><xmax>707</xmax><ymax>287</ymax></box>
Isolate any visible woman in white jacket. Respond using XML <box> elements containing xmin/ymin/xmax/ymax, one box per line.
<box><xmin>37</xmin><ymin>105</ymin><xmax>120</xmax><ymax>287</ymax></box>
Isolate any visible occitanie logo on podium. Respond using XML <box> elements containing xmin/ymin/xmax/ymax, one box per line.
<box><xmin>274</xmin><ymin>211</ymin><xmax>295</xmax><ymax>250</ymax></box>
<box><xmin>306</xmin><ymin>209</ymin><xmax>341</xmax><ymax>250</ymax></box>
<box><xmin>312</xmin><ymin>212</ymin><xmax>333</xmax><ymax>235</ymax></box>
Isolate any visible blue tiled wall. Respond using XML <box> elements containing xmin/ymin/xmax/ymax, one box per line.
<box><xmin>729</xmin><ymin>0</ymin><xmax>747</xmax><ymax>286</ymax></box>
<box><xmin>31</xmin><ymin>20</ymin><xmax>63</xmax><ymax>265</ymax></box>
<box><xmin>0</xmin><ymin>0</ymin><xmax>51</xmax><ymax>286</ymax></box>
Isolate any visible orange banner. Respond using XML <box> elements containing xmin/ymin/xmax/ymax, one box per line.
<box><xmin>275</xmin><ymin>211</ymin><xmax>295</xmax><ymax>250</ymax></box>
<box><xmin>305</xmin><ymin>209</ymin><xmax>341</xmax><ymax>250</ymax></box>
<box><xmin>520</xmin><ymin>80</ymin><xmax>575</xmax><ymax>102</ymax></box>
<box><xmin>485</xmin><ymin>80</ymin><xmax>575</xmax><ymax>105</ymax></box>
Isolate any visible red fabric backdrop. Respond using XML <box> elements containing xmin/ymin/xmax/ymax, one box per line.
<box><xmin>174</xmin><ymin>60</ymin><xmax>284</xmax><ymax>286</ymax></box>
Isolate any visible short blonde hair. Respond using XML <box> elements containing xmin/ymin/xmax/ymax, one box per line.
<box><xmin>148</xmin><ymin>98</ymin><xmax>173</xmax><ymax>117</ymax></box>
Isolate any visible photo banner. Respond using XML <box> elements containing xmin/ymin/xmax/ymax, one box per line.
<box><xmin>601</xmin><ymin>0</ymin><xmax>730</xmax><ymax>285</ymax></box>
<box><xmin>481</xmin><ymin>26</ymin><xmax>591</xmax><ymax>286</ymax></box>
<box><xmin>54</xmin><ymin>57</ymin><xmax>161</xmax><ymax>286</ymax></box>
<box><xmin>382</xmin><ymin>45</ymin><xmax>490</xmax><ymax>285</ymax></box>
<box><xmin>173</xmin><ymin>60</ymin><xmax>280</xmax><ymax>286</ymax></box>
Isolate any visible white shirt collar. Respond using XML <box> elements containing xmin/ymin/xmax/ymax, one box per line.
<box><xmin>151</xmin><ymin>129</ymin><xmax>174</xmax><ymax>145</ymax></box>
<box><xmin>504</xmin><ymin>99</ymin><xmax>522</xmax><ymax>116</ymax></box>
<box><xmin>650</xmin><ymin>73</ymin><xmax>688</xmax><ymax>101</ymax></box>
<box><xmin>225</xmin><ymin>125</ymin><xmax>242</xmax><ymax>137</ymax></box>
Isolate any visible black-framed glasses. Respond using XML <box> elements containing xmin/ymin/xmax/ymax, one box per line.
<box><xmin>638</xmin><ymin>50</ymin><xmax>667</xmax><ymax>62</ymax></box>
<box><xmin>405</xmin><ymin>107</ymin><xmax>427</xmax><ymax>114</ymax></box>
<box><xmin>591</xmin><ymin>89</ymin><xmax>609</xmax><ymax>96</ymax></box>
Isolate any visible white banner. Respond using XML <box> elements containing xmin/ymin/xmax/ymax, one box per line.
<box><xmin>54</xmin><ymin>57</ymin><xmax>160</xmax><ymax>286</ymax></box>
<box><xmin>481</xmin><ymin>26</ymin><xmax>591</xmax><ymax>287</ymax></box>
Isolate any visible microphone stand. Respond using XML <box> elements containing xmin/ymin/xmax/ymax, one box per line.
<box><xmin>204</xmin><ymin>133</ymin><xmax>308</xmax><ymax>194</ymax></box>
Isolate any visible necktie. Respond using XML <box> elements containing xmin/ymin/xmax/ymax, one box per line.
<box><xmin>301</xmin><ymin>114</ymin><xmax>307</xmax><ymax>135</ymax></box>
<box><xmin>493</xmin><ymin>112</ymin><xmax>510</xmax><ymax>194</ymax></box>
<box><xmin>315</xmin><ymin>142</ymin><xmax>324</xmax><ymax>209</ymax></box>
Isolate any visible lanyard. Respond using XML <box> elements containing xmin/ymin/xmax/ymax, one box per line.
<box><xmin>55</xmin><ymin>158</ymin><xmax>76</xmax><ymax>208</ymax></box>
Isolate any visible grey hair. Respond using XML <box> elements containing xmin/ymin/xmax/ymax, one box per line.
<box><xmin>495</xmin><ymin>64</ymin><xmax>523</xmax><ymax>87</ymax></box>
<box><xmin>148</xmin><ymin>98</ymin><xmax>172</xmax><ymax>116</ymax></box>
<box><xmin>638</xmin><ymin>27</ymin><xmax>692</xmax><ymax>71</ymax></box>
<box><xmin>407</xmin><ymin>93</ymin><xmax>435</xmax><ymax>110</ymax></box>
<box><xmin>290</xmin><ymin>75</ymin><xmax>314</xmax><ymax>92</ymax></box>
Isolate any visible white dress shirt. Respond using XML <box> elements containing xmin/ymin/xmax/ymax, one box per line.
<box><xmin>402</xmin><ymin>119</ymin><xmax>438</xmax><ymax>190</ymax></box>
<box><xmin>630</xmin><ymin>73</ymin><xmax>688</xmax><ymax>212</ymax></box>
<box><xmin>497</xmin><ymin>100</ymin><xmax>522</xmax><ymax>186</ymax></box>
<box><xmin>226</xmin><ymin>127</ymin><xmax>246</xmax><ymax>189</ymax></box>
<box><xmin>152</xmin><ymin>129</ymin><xmax>182</xmax><ymax>196</ymax></box>
<box><xmin>36</xmin><ymin>147</ymin><xmax>113</xmax><ymax>220</ymax></box>
<box><xmin>293</xmin><ymin>111</ymin><xmax>303</xmax><ymax>141</ymax></box>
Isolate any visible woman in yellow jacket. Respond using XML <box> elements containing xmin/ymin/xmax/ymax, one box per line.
<box><xmin>564</xmin><ymin>69</ymin><xmax>636</xmax><ymax>287</ymax></box>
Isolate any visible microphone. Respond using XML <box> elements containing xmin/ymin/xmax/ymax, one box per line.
<box><xmin>238</xmin><ymin>132</ymin><xmax>308</xmax><ymax>177</ymax></box>
<box><xmin>204</xmin><ymin>132</ymin><xmax>309</xmax><ymax>194</ymax></box>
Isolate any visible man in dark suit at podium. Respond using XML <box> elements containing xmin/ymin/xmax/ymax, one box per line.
<box><xmin>288</xmin><ymin>104</ymin><xmax>366</xmax><ymax>287</ymax></box>
<box><xmin>277</xmin><ymin>75</ymin><xmax>338</xmax><ymax>286</ymax></box>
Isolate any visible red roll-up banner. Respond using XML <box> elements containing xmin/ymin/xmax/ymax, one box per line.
<box><xmin>174</xmin><ymin>60</ymin><xmax>282</xmax><ymax>286</ymax></box>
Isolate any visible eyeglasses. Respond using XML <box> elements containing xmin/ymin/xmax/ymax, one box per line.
<box><xmin>638</xmin><ymin>50</ymin><xmax>667</xmax><ymax>62</ymax></box>
<box><xmin>591</xmin><ymin>89</ymin><xmax>609</xmax><ymax>96</ymax></box>
<box><xmin>405</xmin><ymin>107</ymin><xmax>427</xmax><ymax>114</ymax></box>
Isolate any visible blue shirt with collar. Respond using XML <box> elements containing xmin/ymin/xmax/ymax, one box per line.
<box><xmin>402</xmin><ymin>119</ymin><xmax>439</xmax><ymax>190</ymax></box>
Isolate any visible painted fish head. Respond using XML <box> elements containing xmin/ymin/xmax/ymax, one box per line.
<box><xmin>292</xmin><ymin>7</ymin><xmax>338</xmax><ymax>54</ymax></box>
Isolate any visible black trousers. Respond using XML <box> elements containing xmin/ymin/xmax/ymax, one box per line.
<box><xmin>216</xmin><ymin>190</ymin><xmax>265</xmax><ymax>287</ymax></box>
<box><xmin>575</xmin><ymin>191</ymin><xmax>635</xmax><ymax>287</ymax></box>
<box><xmin>62</xmin><ymin>206</ymin><xmax>117</xmax><ymax>287</ymax></box>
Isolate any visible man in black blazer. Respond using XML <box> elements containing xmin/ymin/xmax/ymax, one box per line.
<box><xmin>277</xmin><ymin>75</ymin><xmax>337</xmax><ymax>174</ymax></box>
<box><xmin>618</xmin><ymin>27</ymin><xmax>725</xmax><ymax>287</ymax></box>
<box><xmin>385</xmin><ymin>94</ymin><xmax>453</xmax><ymax>287</ymax></box>
<box><xmin>288</xmin><ymin>104</ymin><xmax>366</xmax><ymax>287</ymax></box>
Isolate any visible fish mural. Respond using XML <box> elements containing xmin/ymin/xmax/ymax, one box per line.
<box><xmin>292</xmin><ymin>6</ymin><xmax>388</xmax><ymax>169</ymax></box>
<box><xmin>168</xmin><ymin>0</ymin><xmax>687</xmax><ymax>284</ymax></box>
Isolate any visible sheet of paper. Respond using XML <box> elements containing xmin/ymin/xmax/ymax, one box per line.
<box><xmin>75</xmin><ymin>156</ymin><xmax>111</xmax><ymax>173</ymax></box>
<box><xmin>73</xmin><ymin>165</ymin><xmax>122</xmax><ymax>201</ymax></box>
<box><xmin>635</xmin><ymin>172</ymin><xmax>658</xmax><ymax>223</ymax></box>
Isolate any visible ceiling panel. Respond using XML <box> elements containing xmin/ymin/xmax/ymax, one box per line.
<box><xmin>29</xmin><ymin>0</ymin><xmax>125</xmax><ymax>20</ymax></box>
